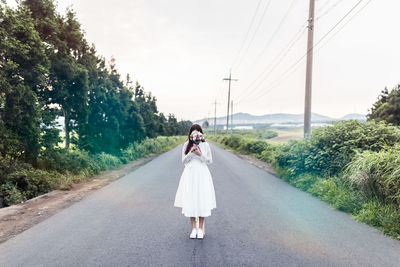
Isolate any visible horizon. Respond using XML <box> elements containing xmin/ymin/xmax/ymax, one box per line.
<box><xmin>194</xmin><ymin>111</ymin><xmax>366</xmax><ymax>122</ymax></box>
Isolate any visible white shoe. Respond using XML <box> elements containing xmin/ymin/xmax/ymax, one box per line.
<box><xmin>197</xmin><ymin>228</ymin><xmax>204</xmax><ymax>239</ymax></box>
<box><xmin>189</xmin><ymin>228</ymin><xmax>197</xmax><ymax>239</ymax></box>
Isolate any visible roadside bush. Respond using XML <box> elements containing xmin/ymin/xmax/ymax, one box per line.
<box><xmin>213</xmin><ymin>134</ymin><xmax>271</xmax><ymax>157</ymax></box>
<box><xmin>238</xmin><ymin>138</ymin><xmax>268</xmax><ymax>155</ymax></box>
<box><xmin>210</xmin><ymin>121</ymin><xmax>400</xmax><ymax>239</ymax></box>
<box><xmin>0</xmin><ymin>136</ymin><xmax>185</xmax><ymax>208</ymax></box>
<box><xmin>38</xmin><ymin>149</ymin><xmax>102</xmax><ymax>175</ymax></box>
<box><xmin>308</xmin><ymin>176</ymin><xmax>365</xmax><ymax>213</ymax></box>
<box><xmin>274</xmin><ymin>120</ymin><xmax>400</xmax><ymax>177</ymax></box>
<box><xmin>0</xmin><ymin>183</ymin><xmax>25</xmax><ymax>207</ymax></box>
<box><xmin>121</xmin><ymin>136</ymin><xmax>185</xmax><ymax>162</ymax></box>
<box><xmin>95</xmin><ymin>153</ymin><xmax>122</xmax><ymax>171</ymax></box>
<box><xmin>354</xmin><ymin>200</ymin><xmax>400</xmax><ymax>238</ymax></box>
<box><xmin>346</xmin><ymin>145</ymin><xmax>400</xmax><ymax>204</ymax></box>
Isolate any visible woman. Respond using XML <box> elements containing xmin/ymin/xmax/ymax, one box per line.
<box><xmin>174</xmin><ymin>124</ymin><xmax>216</xmax><ymax>239</ymax></box>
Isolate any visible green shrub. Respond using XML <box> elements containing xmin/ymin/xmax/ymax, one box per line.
<box><xmin>0</xmin><ymin>182</ymin><xmax>25</xmax><ymax>207</ymax></box>
<box><xmin>308</xmin><ymin>177</ymin><xmax>364</xmax><ymax>213</ymax></box>
<box><xmin>210</xmin><ymin>125</ymin><xmax>400</xmax><ymax>239</ymax></box>
<box><xmin>96</xmin><ymin>153</ymin><xmax>122</xmax><ymax>171</ymax></box>
<box><xmin>38</xmin><ymin>149</ymin><xmax>102</xmax><ymax>175</ymax></box>
<box><xmin>354</xmin><ymin>200</ymin><xmax>400</xmax><ymax>238</ymax></box>
<box><xmin>346</xmin><ymin>145</ymin><xmax>400</xmax><ymax>204</ymax></box>
<box><xmin>121</xmin><ymin>136</ymin><xmax>185</xmax><ymax>162</ymax></box>
<box><xmin>213</xmin><ymin>134</ymin><xmax>271</xmax><ymax>157</ymax></box>
<box><xmin>274</xmin><ymin>120</ymin><xmax>400</xmax><ymax>177</ymax></box>
<box><xmin>238</xmin><ymin>138</ymin><xmax>268</xmax><ymax>155</ymax></box>
<box><xmin>0</xmin><ymin>136</ymin><xmax>185</xmax><ymax>208</ymax></box>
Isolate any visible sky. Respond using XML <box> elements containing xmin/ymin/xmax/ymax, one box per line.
<box><xmin>10</xmin><ymin>0</ymin><xmax>400</xmax><ymax>121</ymax></box>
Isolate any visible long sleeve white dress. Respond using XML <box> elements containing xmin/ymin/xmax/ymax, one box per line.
<box><xmin>174</xmin><ymin>141</ymin><xmax>216</xmax><ymax>217</ymax></box>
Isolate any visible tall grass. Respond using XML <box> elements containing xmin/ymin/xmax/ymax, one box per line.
<box><xmin>346</xmin><ymin>145</ymin><xmax>400</xmax><ymax>205</ymax></box>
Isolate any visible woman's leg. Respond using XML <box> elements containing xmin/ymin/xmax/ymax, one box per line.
<box><xmin>190</xmin><ymin>217</ymin><xmax>196</xmax><ymax>229</ymax></box>
<box><xmin>199</xmin><ymin>217</ymin><xmax>204</xmax><ymax>229</ymax></box>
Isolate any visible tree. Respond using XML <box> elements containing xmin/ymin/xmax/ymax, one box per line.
<box><xmin>0</xmin><ymin>4</ymin><xmax>49</xmax><ymax>163</ymax></box>
<box><xmin>134</xmin><ymin>82</ymin><xmax>164</xmax><ymax>138</ymax></box>
<box><xmin>23</xmin><ymin>0</ymin><xmax>89</xmax><ymax>148</ymax></box>
<box><xmin>368</xmin><ymin>84</ymin><xmax>400</xmax><ymax>125</ymax></box>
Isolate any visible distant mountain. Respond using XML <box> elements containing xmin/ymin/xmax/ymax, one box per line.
<box><xmin>340</xmin><ymin>113</ymin><xmax>367</xmax><ymax>121</ymax></box>
<box><xmin>195</xmin><ymin>112</ymin><xmax>366</xmax><ymax>126</ymax></box>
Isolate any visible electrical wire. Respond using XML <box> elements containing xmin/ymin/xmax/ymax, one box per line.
<box><xmin>315</xmin><ymin>0</ymin><xmax>344</xmax><ymax>21</ymax></box>
<box><xmin>235</xmin><ymin>0</ymin><xmax>369</xmax><ymax>106</ymax></box>
<box><xmin>248</xmin><ymin>0</ymin><xmax>298</xmax><ymax>71</ymax></box>
<box><xmin>230</xmin><ymin>0</ymin><xmax>263</xmax><ymax>70</ymax></box>
<box><xmin>316</xmin><ymin>0</ymin><xmax>332</xmax><ymax>14</ymax></box>
<box><xmin>316</xmin><ymin>0</ymin><xmax>373</xmax><ymax>51</ymax></box>
<box><xmin>234</xmin><ymin>21</ymin><xmax>307</xmax><ymax>103</ymax></box>
<box><xmin>232</xmin><ymin>0</ymin><xmax>273</xmax><ymax>72</ymax></box>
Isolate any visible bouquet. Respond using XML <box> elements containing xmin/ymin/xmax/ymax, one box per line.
<box><xmin>190</xmin><ymin>130</ymin><xmax>205</xmax><ymax>145</ymax></box>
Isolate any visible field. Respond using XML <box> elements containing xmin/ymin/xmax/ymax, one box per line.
<box><xmin>205</xmin><ymin>126</ymin><xmax>304</xmax><ymax>144</ymax></box>
<box><xmin>266</xmin><ymin>127</ymin><xmax>304</xmax><ymax>144</ymax></box>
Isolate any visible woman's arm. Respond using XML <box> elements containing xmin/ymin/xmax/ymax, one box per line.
<box><xmin>199</xmin><ymin>142</ymin><xmax>212</xmax><ymax>164</ymax></box>
<box><xmin>182</xmin><ymin>142</ymin><xmax>194</xmax><ymax>164</ymax></box>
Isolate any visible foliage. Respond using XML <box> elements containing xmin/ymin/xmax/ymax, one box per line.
<box><xmin>214</xmin><ymin>129</ymin><xmax>278</xmax><ymax>140</ymax></box>
<box><xmin>0</xmin><ymin>136</ymin><xmax>185</xmax><ymax>208</ymax></box>
<box><xmin>274</xmin><ymin>120</ymin><xmax>400</xmax><ymax>177</ymax></box>
<box><xmin>211</xmin><ymin>120</ymin><xmax>400</xmax><ymax>239</ymax></box>
<box><xmin>0</xmin><ymin>3</ymin><xmax>48</xmax><ymax>163</ymax></box>
<box><xmin>354</xmin><ymin>200</ymin><xmax>400</xmax><ymax>238</ymax></box>
<box><xmin>368</xmin><ymin>84</ymin><xmax>400</xmax><ymax>125</ymax></box>
<box><xmin>346</xmin><ymin>145</ymin><xmax>400</xmax><ymax>205</ymax></box>
<box><xmin>307</xmin><ymin>176</ymin><xmax>365</xmax><ymax>213</ymax></box>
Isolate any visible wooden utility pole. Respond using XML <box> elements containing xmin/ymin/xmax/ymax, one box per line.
<box><xmin>304</xmin><ymin>0</ymin><xmax>315</xmax><ymax>138</ymax></box>
<box><xmin>223</xmin><ymin>71</ymin><xmax>238</xmax><ymax>135</ymax></box>
<box><xmin>214</xmin><ymin>99</ymin><xmax>217</xmax><ymax>136</ymax></box>
<box><xmin>230</xmin><ymin>100</ymin><xmax>234</xmax><ymax>139</ymax></box>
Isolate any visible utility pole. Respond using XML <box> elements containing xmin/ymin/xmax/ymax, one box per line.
<box><xmin>223</xmin><ymin>71</ymin><xmax>238</xmax><ymax>135</ymax></box>
<box><xmin>214</xmin><ymin>99</ymin><xmax>217</xmax><ymax>136</ymax></box>
<box><xmin>230</xmin><ymin>100</ymin><xmax>233</xmax><ymax>139</ymax></box>
<box><xmin>304</xmin><ymin>0</ymin><xmax>315</xmax><ymax>138</ymax></box>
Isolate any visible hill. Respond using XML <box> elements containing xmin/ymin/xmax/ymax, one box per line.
<box><xmin>195</xmin><ymin>112</ymin><xmax>366</xmax><ymax>126</ymax></box>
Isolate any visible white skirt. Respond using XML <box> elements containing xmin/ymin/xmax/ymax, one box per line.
<box><xmin>174</xmin><ymin>158</ymin><xmax>216</xmax><ymax>217</ymax></box>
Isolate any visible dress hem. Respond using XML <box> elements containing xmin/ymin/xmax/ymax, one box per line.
<box><xmin>174</xmin><ymin>206</ymin><xmax>216</xmax><ymax>218</ymax></box>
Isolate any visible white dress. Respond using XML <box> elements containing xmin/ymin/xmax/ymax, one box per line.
<box><xmin>174</xmin><ymin>141</ymin><xmax>216</xmax><ymax>217</ymax></box>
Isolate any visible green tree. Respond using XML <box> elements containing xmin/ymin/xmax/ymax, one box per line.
<box><xmin>0</xmin><ymin>3</ymin><xmax>48</xmax><ymax>163</ymax></box>
<box><xmin>134</xmin><ymin>82</ymin><xmax>163</xmax><ymax>138</ymax></box>
<box><xmin>23</xmin><ymin>0</ymin><xmax>89</xmax><ymax>148</ymax></box>
<box><xmin>368</xmin><ymin>84</ymin><xmax>400</xmax><ymax>125</ymax></box>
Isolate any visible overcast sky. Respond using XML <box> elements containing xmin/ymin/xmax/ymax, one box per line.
<box><xmin>17</xmin><ymin>0</ymin><xmax>400</xmax><ymax>120</ymax></box>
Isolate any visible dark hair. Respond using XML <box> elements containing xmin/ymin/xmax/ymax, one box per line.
<box><xmin>184</xmin><ymin>124</ymin><xmax>205</xmax><ymax>155</ymax></box>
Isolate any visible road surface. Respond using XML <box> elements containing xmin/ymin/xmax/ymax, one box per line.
<box><xmin>0</xmin><ymin>143</ymin><xmax>399</xmax><ymax>266</ymax></box>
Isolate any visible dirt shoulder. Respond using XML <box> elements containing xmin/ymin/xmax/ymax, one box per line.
<box><xmin>235</xmin><ymin>153</ymin><xmax>277</xmax><ymax>176</ymax></box>
<box><xmin>0</xmin><ymin>154</ymin><xmax>156</xmax><ymax>244</ymax></box>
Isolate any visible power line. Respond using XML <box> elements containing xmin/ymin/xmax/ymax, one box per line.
<box><xmin>230</xmin><ymin>0</ymin><xmax>263</xmax><ymax>69</ymax></box>
<box><xmin>235</xmin><ymin>21</ymin><xmax>307</xmax><ymax>104</ymax></box>
<box><xmin>233</xmin><ymin>0</ymin><xmax>273</xmax><ymax>72</ymax></box>
<box><xmin>315</xmin><ymin>0</ymin><xmax>344</xmax><ymax>21</ymax></box>
<box><xmin>316</xmin><ymin>0</ymin><xmax>332</xmax><ymax>14</ymax></box>
<box><xmin>247</xmin><ymin>0</ymin><xmax>298</xmax><ymax>71</ymax></box>
<box><xmin>316</xmin><ymin>0</ymin><xmax>373</xmax><ymax>51</ymax></box>
<box><xmin>235</xmin><ymin>0</ymin><xmax>368</xmax><ymax>106</ymax></box>
<box><xmin>240</xmin><ymin>0</ymin><xmax>372</xmax><ymax>107</ymax></box>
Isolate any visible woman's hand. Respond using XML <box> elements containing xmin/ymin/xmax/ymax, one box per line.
<box><xmin>191</xmin><ymin>144</ymin><xmax>202</xmax><ymax>156</ymax></box>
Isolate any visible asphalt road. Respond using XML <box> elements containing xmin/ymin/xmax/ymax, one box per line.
<box><xmin>0</xmin><ymin>143</ymin><xmax>399</xmax><ymax>267</ymax></box>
